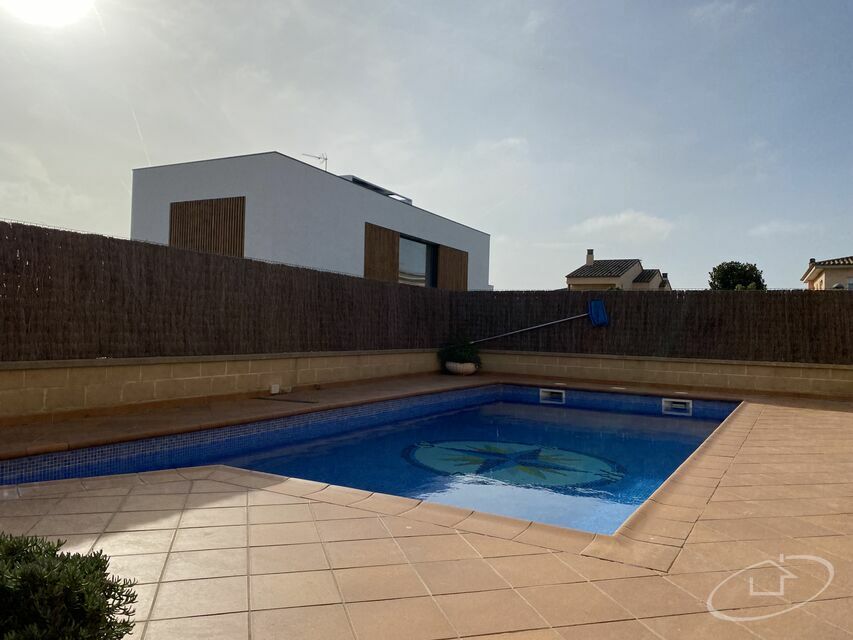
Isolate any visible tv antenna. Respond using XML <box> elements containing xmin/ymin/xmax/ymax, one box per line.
<box><xmin>302</xmin><ymin>153</ymin><xmax>328</xmax><ymax>172</ymax></box>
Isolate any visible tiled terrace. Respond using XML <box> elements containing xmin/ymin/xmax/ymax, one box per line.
<box><xmin>2</xmin><ymin>381</ymin><xmax>853</xmax><ymax>638</ymax></box>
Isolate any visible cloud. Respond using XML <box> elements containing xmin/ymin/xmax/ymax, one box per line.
<box><xmin>563</xmin><ymin>209</ymin><xmax>675</xmax><ymax>244</ymax></box>
<box><xmin>738</xmin><ymin>136</ymin><xmax>779</xmax><ymax>182</ymax></box>
<box><xmin>473</xmin><ymin>137</ymin><xmax>529</xmax><ymax>156</ymax></box>
<box><xmin>748</xmin><ymin>220</ymin><xmax>811</xmax><ymax>238</ymax></box>
<box><xmin>689</xmin><ymin>1</ymin><xmax>756</xmax><ymax>27</ymax></box>
<box><xmin>522</xmin><ymin>10</ymin><xmax>546</xmax><ymax>36</ymax></box>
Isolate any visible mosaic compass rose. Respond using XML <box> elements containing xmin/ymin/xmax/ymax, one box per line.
<box><xmin>403</xmin><ymin>440</ymin><xmax>624</xmax><ymax>489</ymax></box>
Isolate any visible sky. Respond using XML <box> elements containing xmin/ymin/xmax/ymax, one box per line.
<box><xmin>1</xmin><ymin>0</ymin><xmax>851</xmax><ymax>290</ymax></box>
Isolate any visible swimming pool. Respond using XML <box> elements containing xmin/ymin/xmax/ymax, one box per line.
<box><xmin>0</xmin><ymin>384</ymin><xmax>736</xmax><ymax>534</ymax></box>
<box><xmin>222</xmin><ymin>400</ymin><xmax>723</xmax><ymax>533</ymax></box>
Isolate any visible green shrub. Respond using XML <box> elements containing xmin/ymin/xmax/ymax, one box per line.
<box><xmin>0</xmin><ymin>533</ymin><xmax>137</xmax><ymax>640</ymax></box>
<box><xmin>437</xmin><ymin>340</ymin><xmax>481</xmax><ymax>367</ymax></box>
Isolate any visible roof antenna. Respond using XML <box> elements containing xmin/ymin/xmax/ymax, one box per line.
<box><xmin>302</xmin><ymin>153</ymin><xmax>328</xmax><ymax>172</ymax></box>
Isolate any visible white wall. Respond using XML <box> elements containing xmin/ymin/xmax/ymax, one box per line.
<box><xmin>131</xmin><ymin>152</ymin><xmax>491</xmax><ymax>289</ymax></box>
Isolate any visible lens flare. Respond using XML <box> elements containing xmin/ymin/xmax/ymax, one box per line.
<box><xmin>2</xmin><ymin>0</ymin><xmax>94</xmax><ymax>28</ymax></box>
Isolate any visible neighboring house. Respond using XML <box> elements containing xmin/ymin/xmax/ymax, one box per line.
<box><xmin>130</xmin><ymin>152</ymin><xmax>490</xmax><ymax>291</ymax></box>
<box><xmin>801</xmin><ymin>255</ymin><xmax>853</xmax><ymax>290</ymax></box>
<box><xmin>565</xmin><ymin>249</ymin><xmax>672</xmax><ymax>291</ymax></box>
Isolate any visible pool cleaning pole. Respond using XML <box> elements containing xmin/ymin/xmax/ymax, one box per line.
<box><xmin>469</xmin><ymin>299</ymin><xmax>609</xmax><ymax>345</ymax></box>
<box><xmin>469</xmin><ymin>313</ymin><xmax>591</xmax><ymax>345</ymax></box>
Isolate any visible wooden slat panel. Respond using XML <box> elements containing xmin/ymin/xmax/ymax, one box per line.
<box><xmin>363</xmin><ymin>222</ymin><xmax>400</xmax><ymax>282</ymax></box>
<box><xmin>169</xmin><ymin>196</ymin><xmax>245</xmax><ymax>258</ymax></box>
<box><xmin>437</xmin><ymin>245</ymin><xmax>469</xmax><ymax>291</ymax></box>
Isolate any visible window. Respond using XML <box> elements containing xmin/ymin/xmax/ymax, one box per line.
<box><xmin>169</xmin><ymin>196</ymin><xmax>245</xmax><ymax>257</ymax></box>
<box><xmin>848</xmin><ymin>277</ymin><xmax>853</xmax><ymax>291</ymax></box>
<box><xmin>398</xmin><ymin>236</ymin><xmax>436</xmax><ymax>287</ymax></box>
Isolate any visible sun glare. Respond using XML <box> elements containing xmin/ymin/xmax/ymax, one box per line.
<box><xmin>2</xmin><ymin>0</ymin><xmax>94</xmax><ymax>27</ymax></box>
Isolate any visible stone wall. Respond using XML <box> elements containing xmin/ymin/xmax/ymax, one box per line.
<box><xmin>0</xmin><ymin>350</ymin><xmax>440</xmax><ymax>421</ymax></box>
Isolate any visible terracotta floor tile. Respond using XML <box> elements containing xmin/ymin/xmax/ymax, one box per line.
<box><xmin>381</xmin><ymin>515</ymin><xmax>455</xmax><ymax>537</ymax></box>
<box><xmin>138</xmin><ymin>470</ymin><xmax>188</xmax><ymax>485</ymax></box>
<box><xmin>82</xmin><ymin>474</ymin><xmax>143</xmax><ymax>490</ymax></box>
<box><xmin>732</xmin><ymin>604</ymin><xmax>853</xmax><ymax>639</ymax></box>
<box><xmin>106</xmin><ymin>510</ymin><xmax>182</xmax><ymax>532</ymax></box>
<box><xmin>455</xmin><ymin>512</ymin><xmax>532</xmax><ymax>539</ymax></box>
<box><xmin>594</xmin><ymin>575</ymin><xmax>707</xmax><ymax>618</ymax></box>
<box><xmin>145</xmin><ymin>611</ymin><xmax>249</xmax><ymax>640</ymax></box>
<box><xmin>108</xmin><ymin>552</ymin><xmax>167</xmax><ymax>584</ymax></box>
<box><xmin>514</xmin><ymin>523</ymin><xmax>595</xmax><ymax>553</ymax></box>
<box><xmin>306</xmin><ymin>485</ymin><xmax>372</xmax><ymax>505</ymax></box>
<box><xmin>247</xmin><ymin>503</ymin><xmax>313</xmax><ymax>524</ymax></box>
<box><xmin>179</xmin><ymin>506</ymin><xmax>247</xmax><ymax>528</ymax></box>
<box><xmin>402</xmin><ymin>502</ymin><xmax>473</xmax><ymax>527</ymax></box>
<box><xmin>556</xmin><ymin>620</ymin><xmax>659</xmax><ymax>639</ymax></box>
<box><xmin>50</xmin><ymin>495</ymin><xmax>125</xmax><ymax>514</ymax></box>
<box><xmin>335</xmin><ymin>563</ymin><xmax>428</xmax><ymax>601</ymax></box>
<box><xmin>473</xmin><ymin>631</ymin><xmax>563</xmax><ymax>640</ymax></box>
<box><xmin>554</xmin><ymin>553</ymin><xmax>658</xmax><ymax>581</ymax></box>
<box><xmin>129</xmin><ymin>480</ymin><xmax>192</xmax><ymax>495</ymax></box>
<box><xmin>617</xmin><ymin>527</ymin><xmax>685</xmax><ymax>548</ymax></box>
<box><xmin>800</xmin><ymin>598</ymin><xmax>853</xmax><ymax>634</ymax></box>
<box><xmin>171</xmin><ymin>525</ymin><xmax>247</xmax><ymax>551</ymax></box>
<box><xmin>665</xmin><ymin>569</ymin><xmax>786</xmax><ymax>612</ymax></box>
<box><xmin>488</xmin><ymin>553</ymin><xmax>585</xmax><ymax>587</ymax></box>
<box><xmin>346</xmin><ymin>597</ymin><xmax>455</xmax><ymax>640</ymax></box>
<box><xmin>324</xmin><ymin>538</ymin><xmax>408</xmax><ymax>568</ymax></box>
<box><xmin>162</xmin><ymin>547</ymin><xmax>247</xmax><ymax>581</ymax></box>
<box><xmin>350</xmin><ymin>492</ymin><xmax>421</xmax><ymax>515</ymax></box>
<box><xmin>581</xmin><ymin>534</ymin><xmax>679</xmax><ymax>572</ymax></box>
<box><xmin>620</xmin><ymin>513</ymin><xmax>694</xmax><ymax>540</ymax></box>
<box><xmin>41</xmin><ymin>533</ymin><xmax>98</xmax><ymax>554</ymax></box>
<box><xmin>151</xmin><ymin>575</ymin><xmax>248</xmax><ymax>619</ymax></box>
<box><xmin>185</xmin><ymin>492</ymin><xmax>247</xmax><ymax>509</ymax></box>
<box><xmin>95</xmin><ymin>529</ymin><xmax>175</xmax><ymax>555</ymax></box>
<box><xmin>415</xmin><ymin>558</ymin><xmax>509</xmax><ymax>594</ymax></box>
<box><xmin>309</xmin><ymin>502</ymin><xmax>377</xmax><ymax>520</ymax></box>
<box><xmin>250</xmin><ymin>570</ymin><xmax>341</xmax><ymax>609</ymax></box>
<box><xmin>316</xmin><ymin>516</ymin><xmax>390</xmax><ymax>542</ymax></box>
<box><xmin>177</xmin><ymin>467</ymin><xmax>218</xmax><ymax>480</ymax></box>
<box><xmin>641</xmin><ymin>502</ymin><xmax>702</xmax><ymax>523</ymax></box>
<box><xmin>190</xmin><ymin>480</ymin><xmax>246</xmax><ymax>494</ymax></box>
<box><xmin>667</xmin><ymin>541</ymin><xmax>766</xmax><ymax>573</ymax></box>
<box><xmin>398</xmin><ymin>534</ymin><xmax>481</xmax><ymax>562</ymax></box>
<box><xmin>248</xmin><ymin>521</ymin><xmax>319</xmax><ymax>546</ymax></box>
<box><xmin>796</xmin><ymin>534</ymin><xmax>853</xmax><ymax>561</ymax></box>
<box><xmin>268</xmin><ymin>478</ymin><xmax>328</xmax><ymax>497</ymax></box>
<box><xmin>802</xmin><ymin>514</ymin><xmax>853</xmax><ymax>535</ymax></box>
<box><xmin>121</xmin><ymin>493</ymin><xmax>188</xmax><ymax>511</ymax></box>
<box><xmin>517</xmin><ymin>583</ymin><xmax>632</xmax><ymax>627</ymax></box>
<box><xmin>435</xmin><ymin>589</ymin><xmax>547</xmax><ymax>636</ymax></box>
<box><xmin>30</xmin><ymin>512</ymin><xmax>113</xmax><ymax>535</ymax></box>
<box><xmin>131</xmin><ymin>582</ymin><xmax>157</xmax><ymax>622</ymax></box>
<box><xmin>0</xmin><ymin>498</ymin><xmax>58</xmax><ymax>517</ymax></box>
<box><xmin>462</xmin><ymin>533</ymin><xmax>547</xmax><ymax>558</ymax></box>
<box><xmin>251</xmin><ymin>604</ymin><xmax>354</xmax><ymax>640</ymax></box>
<box><xmin>0</xmin><ymin>515</ymin><xmax>38</xmax><ymax>535</ymax></box>
<box><xmin>249</xmin><ymin>543</ymin><xmax>329</xmax><ymax>574</ymax></box>
<box><xmin>247</xmin><ymin>490</ymin><xmax>308</xmax><ymax>506</ymax></box>
<box><xmin>641</xmin><ymin>611</ymin><xmax>758</xmax><ymax>639</ymax></box>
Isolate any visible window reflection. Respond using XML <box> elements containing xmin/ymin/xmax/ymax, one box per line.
<box><xmin>399</xmin><ymin>237</ymin><xmax>435</xmax><ymax>286</ymax></box>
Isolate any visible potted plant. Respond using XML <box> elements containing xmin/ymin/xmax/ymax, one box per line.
<box><xmin>438</xmin><ymin>340</ymin><xmax>481</xmax><ymax>375</ymax></box>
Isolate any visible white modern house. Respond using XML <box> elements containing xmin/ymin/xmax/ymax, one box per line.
<box><xmin>130</xmin><ymin>152</ymin><xmax>490</xmax><ymax>290</ymax></box>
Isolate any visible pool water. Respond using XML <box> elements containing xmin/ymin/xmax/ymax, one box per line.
<box><xmin>222</xmin><ymin>401</ymin><xmax>720</xmax><ymax>533</ymax></box>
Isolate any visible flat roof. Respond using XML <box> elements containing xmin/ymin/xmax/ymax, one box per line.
<box><xmin>134</xmin><ymin>151</ymin><xmax>489</xmax><ymax>238</ymax></box>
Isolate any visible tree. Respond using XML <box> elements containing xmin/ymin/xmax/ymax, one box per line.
<box><xmin>708</xmin><ymin>261</ymin><xmax>766</xmax><ymax>290</ymax></box>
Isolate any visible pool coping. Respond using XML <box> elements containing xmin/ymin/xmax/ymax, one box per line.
<box><xmin>1</xmin><ymin>389</ymin><xmax>751</xmax><ymax>573</ymax></box>
<box><xmin>0</xmin><ymin>372</ymin><xmax>754</xmax><ymax>462</ymax></box>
